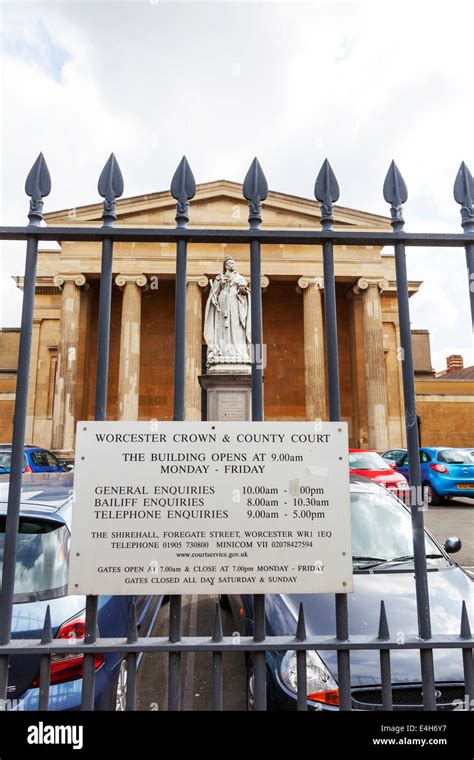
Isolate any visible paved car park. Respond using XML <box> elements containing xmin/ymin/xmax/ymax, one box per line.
<box><xmin>424</xmin><ymin>496</ymin><xmax>474</xmax><ymax>576</ymax></box>
<box><xmin>137</xmin><ymin>594</ymin><xmax>247</xmax><ymax>711</ymax></box>
<box><xmin>137</xmin><ymin>497</ymin><xmax>473</xmax><ymax>710</ymax></box>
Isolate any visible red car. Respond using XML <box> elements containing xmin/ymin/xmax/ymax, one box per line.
<box><xmin>348</xmin><ymin>449</ymin><xmax>410</xmax><ymax>502</ymax></box>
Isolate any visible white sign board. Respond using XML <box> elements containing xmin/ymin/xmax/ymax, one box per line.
<box><xmin>68</xmin><ymin>422</ymin><xmax>353</xmax><ymax>595</ymax></box>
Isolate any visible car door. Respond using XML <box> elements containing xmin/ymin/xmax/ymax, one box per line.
<box><xmin>395</xmin><ymin>450</ymin><xmax>429</xmax><ymax>483</ymax></box>
<box><xmin>29</xmin><ymin>450</ymin><xmax>61</xmax><ymax>472</ymax></box>
<box><xmin>419</xmin><ymin>450</ymin><xmax>432</xmax><ymax>481</ymax></box>
<box><xmin>394</xmin><ymin>452</ymin><xmax>409</xmax><ymax>479</ymax></box>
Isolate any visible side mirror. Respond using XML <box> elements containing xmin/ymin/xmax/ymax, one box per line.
<box><xmin>394</xmin><ymin>459</ymin><xmax>403</xmax><ymax>468</ymax></box>
<box><xmin>444</xmin><ymin>537</ymin><xmax>462</xmax><ymax>554</ymax></box>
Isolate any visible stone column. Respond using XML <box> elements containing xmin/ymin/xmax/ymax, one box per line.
<box><xmin>353</xmin><ymin>278</ymin><xmax>389</xmax><ymax>451</ymax></box>
<box><xmin>185</xmin><ymin>275</ymin><xmax>208</xmax><ymax>420</ymax></box>
<box><xmin>115</xmin><ymin>274</ymin><xmax>147</xmax><ymax>420</ymax></box>
<box><xmin>25</xmin><ymin>318</ymin><xmax>42</xmax><ymax>444</ymax></box>
<box><xmin>51</xmin><ymin>274</ymin><xmax>86</xmax><ymax>456</ymax></box>
<box><xmin>298</xmin><ymin>276</ymin><xmax>326</xmax><ymax>421</ymax></box>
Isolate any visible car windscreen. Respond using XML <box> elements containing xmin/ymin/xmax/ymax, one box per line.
<box><xmin>0</xmin><ymin>516</ymin><xmax>69</xmax><ymax>603</ymax></box>
<box><xmin>349</xmin><ymin>452</ymin><xmax>391</xmax><ymax>470</ymax></box>
<box><xmin>351</xmin><ymin>490</ymin><xmax>444</xmax><ymax>568</ymax></box>
<box><xmin>437</xmin><ymin>449</ymin><xmax>473</xmax><ymax>464</ymax></box>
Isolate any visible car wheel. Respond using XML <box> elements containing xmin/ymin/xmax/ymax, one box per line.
<box><xmin>246</xmin><ymin>662</ymin><xmax>255</xmax><ymax>711</ymax></box>
<box><xmin>218</xmin><ymin>594</ymin><xmax>231</xmax><ymax>610</ymax></box>
<box><xmin>114</xmin><ymin>658</ymin><xmax>128</xmax><ymax>711</ymax></box>
<box><xmin>424</xmin><ymin>481</ymin><xmax>442</xmax><ymax>506</ymax></box>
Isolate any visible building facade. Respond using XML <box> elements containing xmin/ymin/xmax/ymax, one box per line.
<box><xmin>11</xmin><ymin>181</ymin><xmax>423</xmax><ymax>458</ymax></box>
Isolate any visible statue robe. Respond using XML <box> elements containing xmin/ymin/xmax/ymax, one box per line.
<box><xmin>204</xmin><ymin>271</ymin><xmax>252</xmax><ymax>364</ymax></box>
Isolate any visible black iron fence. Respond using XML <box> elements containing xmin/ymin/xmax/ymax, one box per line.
<box><xmin>0</xmin><ymin>153</ymin><xmax>473</xmax><ymax>712</ymax></box>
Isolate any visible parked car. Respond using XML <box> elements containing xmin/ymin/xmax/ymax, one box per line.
<box><xmin>0</xmin><ymin>445</ymin><xmax>70</xmax><ymax>475</ymax></box>
<box><xmin>381</xmin><ymin>448</ymin><xmax>407</xmax><ymax>466</ymax></box>
<box><xmin>394</xmin><ymin>447</ymin><xmax>474</xmax><ymax>505</ymax></box>
<box><xmin>224</xmin><ymin>475</ymin><xmax>472</xmax><ymax>711</ymax></box>
<box><xmin>348</xmin><ymin>449</ymin><xmax>410</xmax><ymax>502</ymax></box>
<box><xmin>0</xmin><ymin>473</ymin><xmax>162</xmax><ymax>711</ymax></box>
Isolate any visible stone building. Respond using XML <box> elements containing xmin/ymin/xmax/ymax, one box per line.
<box><xmin>413</xmin><ymin>334</ymin><xmax>474</xmax><ymax>447</ymax></box>
<box><xmin>7</xmin><ymin>181</ymin><xmax>425</xmax><ymax>458</ymax></box>
<box><xmin>0</xmin><ymin>328</ymin><xmax>20</xmax><ymax>442</ymax></box>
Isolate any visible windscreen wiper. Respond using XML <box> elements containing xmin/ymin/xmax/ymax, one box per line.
<box><xmin>352</xmin><ymin>555</ymin><xmax>388</xmax><ymax>568</ymax></box>
<box><xmin>373</xmin><ymin>553</ymin><xmax>445</xmax><ymax>568</ymax></box>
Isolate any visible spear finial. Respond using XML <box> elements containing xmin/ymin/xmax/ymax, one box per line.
<box><xmin>314</xmin><ymin>158</ymin><xmax>340</xmax><ymax>230</ymax></box>
<box><xmin>454</xmin><ymin>161</ymin><xmax>474</xmax><ymax>231</ymax></box>
<box><xmin>378</xmin><ymin>600</ymin><xmax>390</xmax><ymax>640</ymax></box>
<box><xmin>295</xmin><ymin>602</ymin><xmax>307</xmax><ymax>641</ymax></box>
<box><xmin>460</xmin><ymin>600</ymin><xmax>472</xmax><ymax>639</ymax></box>
<box><xmin>25</xmin><ymin>152</ymin><xmax>51</xmax><ymax>225</ymax></box>
<box><xmin>41</xmin><ymin>605</ymin><xmax>53</xmax><ymax>645</ymax></box>
<box><xmin>98</xmin><ymin>153</ymin><xmax>124</xmax><ymax>227</ymax></box>
<box><xmin>170</xmin><ymin>155</ymin><xmax>196</xmax><ymax>228</ymax></box>
<box><xmin>243</xmin><ymin>157</ymin><xmax>268</xmax><ymax>229</ymax></box>
<box><xmin>383</xmin><ymin>160</ymin><xmax>408</xmax><ymax>232</ymax></box>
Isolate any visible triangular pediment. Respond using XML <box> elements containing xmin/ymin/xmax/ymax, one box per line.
<box><xmin>43</xmin><ymin>179</ymin><xmax>390</xmax><ymax>231</ymax></box>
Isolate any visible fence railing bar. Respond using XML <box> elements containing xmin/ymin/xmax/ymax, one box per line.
<box><xmin>81</xmin><ymin>594</ymin><xmax>98</xmax><ymax>711</ymax></box>
<box><xmin>80</xmin><ymin>156</ymin><xmax>123</xmax><ymax>713</ymax></box>
<box><xmin>385</xmin><ymin>162</ymin><xmax>436</xmax><ymax>711</ymax></box>
<box><xmin>0</xmin><ymin>153</ymin><xmax>50</xmax><ymax>703</ymax></box>
<box><xmin>1</xmin><ymin>633</ymin><xmax>472</xmax><ymax>655</ymax></box>
<box><xmin>211</xmin><ymin>603</ymin><xmax>223</xmax><ymax>711</ymax></box>
<box><xmin>460</xmin><ymin>601</ymin><xmax>474</xmax><ymax>706</ymax></box>
<box><xmin>244</xmin><ymin>160</ymin><xmax>268</xmax><ymax>712</ymax></box>
<box><xmin>38</xmin><ymin>604</ymin><xmax>52</xmax><ymax>711</ymax></box>
<box><xmin>378</xmin><ymin>601</ymin><xmax>393</xmax><ymax>711</ymax></box>
<box><xmin>315</xmin><ymin>160</ymin><xmax>352</xmax><ymax>712</ymax></box>
<box><xmin>125</xmin><ymin>602</ymin><xmax>138</xmax><ymax>711</ymax></box>
<box><xmin>165</xmin><ymin>160</ymin><xmax>196</xmax><ymax>712</ymax></box>
<box><xmin>454</xmin><ymin>161</ymin><xmax>474</xmax><ymax>329</ymax></box>
<box><xmin>2</xmin><ymin>226</ymin><xmax>474</xmax><ymax>247</ymax></box>
<box><xmin>295</xmin><ymin>602</ymin><xmax>308</xmax><ymax>711</ymax></box>
<box><xmin>168</xmin><ymin>594</ymin><xmax>182</xmax><ymax>711</ymax></box>
<box><xmin>252</xmin><ymin>594</ymin><xmax>267</xmax><ymax>711</ymax></box>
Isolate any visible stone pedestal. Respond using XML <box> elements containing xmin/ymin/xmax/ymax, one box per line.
<box><xmin>199</xmin><ymin>373</ymin><xmax>252</xmax><ymax>421</ymax></box>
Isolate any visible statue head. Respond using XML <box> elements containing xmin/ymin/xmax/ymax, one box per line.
<box><xmin>223</xmin><ymin>256</ymin><xmax>235</xmax><ymax>273</ymax></box>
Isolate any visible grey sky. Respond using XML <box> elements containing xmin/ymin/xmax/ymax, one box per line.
<box><xmin>1</xmin><ymin>0</ymin><xmax>473</xmax><ymax>370</ymax></box>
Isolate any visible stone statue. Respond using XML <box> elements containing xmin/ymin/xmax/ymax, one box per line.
<box><xmin>204</xmin><ymin>257</ymin><xmax>251</xmax><ymax>371</ymax></box>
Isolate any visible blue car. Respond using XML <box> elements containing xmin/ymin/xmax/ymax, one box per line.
<box><xmin>394</xmin><ymin>447</ymin><xmax>474</xmax><ymax>505</ymax></box>
<box><xmin>224</xmin><ymin>475</ymin><xmax>473</xmax><ymax>711</ymax></box>
<box><xmin>0</xmin><ymin>473</ymin><xmax>162</xmax><ymax>711</ymax></box>
<box><xmin>0</xmin><ymin>445</ymin><xmax>69</xmax><ymax>475</ymax></box>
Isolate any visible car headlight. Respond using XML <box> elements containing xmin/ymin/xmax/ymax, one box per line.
<box><xmin>396</xmin><ymin>481</ymin><xmax>408</xmax><ymax>489</ymax></box>
<box><xmin>279</xmin><ymin>650</ymin><xmax>339</xmax><ymax>705</ymax></box>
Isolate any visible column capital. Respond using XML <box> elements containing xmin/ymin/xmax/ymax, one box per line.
<box><xmin>115</xmin><ymin>273</ymin><xmax>148</xmax><ymax>288</ymax></box>
<box><xmin>353</xmin><ymin>277</ymin><xmax>388</xmax><ymax>295</ymax></box>
<box><xmin>298</xmin><ymin>276</ymin><xmax>324</xmax><ymax>290</ymax></box>
<box><xmin>187</xmin><ymin>275</ymin><xmax>209</xmax><ymax>288</ymax></box>
<box><xmin>53</xmin><ymin>273</ymin><xmax>87</xmax><ymax>289</ymax></box>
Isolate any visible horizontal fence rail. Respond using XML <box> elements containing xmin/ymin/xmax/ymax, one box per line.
<box><xmin>1</xmin><ymin>227</ymin><xmax>474</xmax><ymax>246</ymax></box>
<box><xmin>0</xmin><ymin>153</ymin><xmax>473</xmax><ymax>713</ymax></box>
